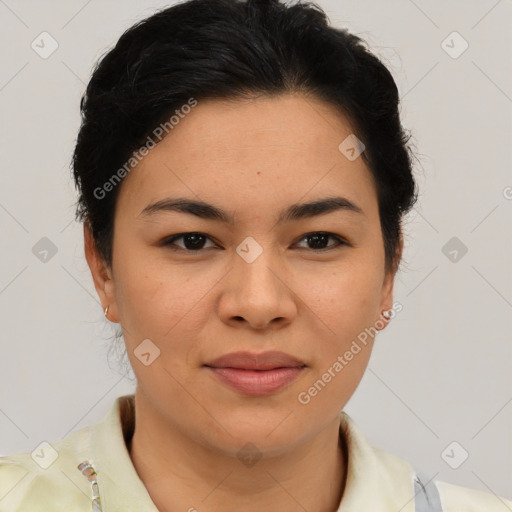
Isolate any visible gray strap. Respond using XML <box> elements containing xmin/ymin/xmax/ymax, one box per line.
<box><xmin>413</xmin><ymin>473</ymin><xmax>444</xmax><ymax>512</ymax></box>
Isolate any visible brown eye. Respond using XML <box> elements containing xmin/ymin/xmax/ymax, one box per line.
<box><xmin>163</xmin><ymin>232</ymin><xmax>217</xmax><ymax>251</ymax></box>
<box><xmin>162</xmin><ymin>231</ymin><xmax>347</xmax><ymax>254</ymax></box>
<box><xmin>295</xmin><ymin>232</ymin><xmax>347</xmax><ymax>252</ymax></box>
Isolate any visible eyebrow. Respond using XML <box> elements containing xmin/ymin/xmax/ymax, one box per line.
<box><xmin>138</xmin><ymin>196</ymin><xmax>363</xmax><ymax>224</ymax></box>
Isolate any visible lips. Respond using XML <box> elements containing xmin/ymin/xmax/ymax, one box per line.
<box><xmin>204</xmin><ymin>351</ymin><xmax>306</xmax><ymax>396</ymax></box>
<box><xmin>205</xmin><ymin>350</ymin><xmax>306</xmax><ymax>370</ymax></box>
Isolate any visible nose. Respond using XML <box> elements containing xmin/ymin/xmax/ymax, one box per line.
<box><xmin>217</xmin><ymin>247</ymin><xmax>298</xmax><ymax>331</ymax></box>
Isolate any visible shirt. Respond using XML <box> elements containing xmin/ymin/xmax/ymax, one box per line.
<box><xmin>1</xmin><ymin>394</ymin><xmax>510</xmax><ymax>511</ymax></box>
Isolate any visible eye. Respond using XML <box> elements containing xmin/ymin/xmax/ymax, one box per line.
<box><xmin>294</xmin><ymin>232</ymin><xmax>347</xmax><ymax>252</ymax></box>
<box><xmin>162</xmin><ymin>232</ymin><xmax>218</xmax><ymax>252</ymax></box>
<box><xmin>162</xmin><ymin>231</ymin><xmax>347</xmax><ymax>253</ymax></box>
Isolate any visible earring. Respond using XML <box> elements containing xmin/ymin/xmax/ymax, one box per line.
<box><xmin>381</xmin><ymin>309</ymin><xmax>392</xmax><ymax>320</ymax></box>
<box><xmin>104</xmin><ymin>305</ymin><xmax>109</xmax><ymax>319</ymax></box>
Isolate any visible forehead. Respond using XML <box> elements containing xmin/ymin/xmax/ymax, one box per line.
<box><xmin>116</xmin><ymin>93</ymin><xmax>378</xmax><ymax>220</ymax></box>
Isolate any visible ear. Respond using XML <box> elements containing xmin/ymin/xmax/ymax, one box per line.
<box><xmin>377</xmin><ymin>234</ymin><xmax>403</xmax><ymax>330</ymax></box>
<box><xmin>84</xmin><ymin>221</ymin><xmax>119</xmax><ymax>322</ymax></box>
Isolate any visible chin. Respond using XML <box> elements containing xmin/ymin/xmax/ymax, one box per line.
<box><xmin>202</xmin><ymin>409</ymin><xmax>309</xmax><ymax>456</ymax></box>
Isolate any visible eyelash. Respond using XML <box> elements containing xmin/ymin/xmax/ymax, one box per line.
<box><xmin>161</xmin><ymin>231</ymin><xmax>348</xmax><ymax>253</ymax></box>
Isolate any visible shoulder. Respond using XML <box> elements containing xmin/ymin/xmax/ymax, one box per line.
<box><xmin>436</xmin><ymin>479</ymin><xmax>512</xmax><ymax>512</ymax></box>
<box><xmin>0</xmin><ymin>427</ymin><xmax>93</xmax><ymax>512</ymax></box>
<box><xmin>341</xmin><ymin>413</ymin><xmax>512</xmax><ymax>511</ymax></box>
<box><xmin>337</xmin><ymin>412</ymin><xmax>512</xmax><ymax>511</ymax></box>
<box><xmin>412</xmin><ymin>469</ymin><xmax>512</xmax><ymax>512</ymax></box>
<box><xmin>343</xmin><ymin>416</ymin><xmax>511</xmax><ymax>511</ymax></box>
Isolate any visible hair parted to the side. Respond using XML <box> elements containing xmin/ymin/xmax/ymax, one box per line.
<box><xmin>72</xmin><ymin>0</ymin><xmax>417</xmax><ymax>275</ymax></box>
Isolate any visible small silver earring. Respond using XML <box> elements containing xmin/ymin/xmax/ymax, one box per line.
<box><xmin>104</xmin><ymin>305</ymin><xmax>109</xmax><ymax>319</ymax></box>
<box><xmin>382</xmin><ymin>309</ymin><xmax>392</xmax><ymax>320</ymax></box>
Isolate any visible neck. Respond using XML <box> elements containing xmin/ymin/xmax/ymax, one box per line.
<box><xmin>128</xmin><ymin>392</ymin><xmax>348</xmax><ymax>512</ymax></box>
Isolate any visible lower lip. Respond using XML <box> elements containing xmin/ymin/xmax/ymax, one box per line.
<box><xmin>207</xmin><ymin>367</ymin><xmax>305</xmax><ymax>396</ymax></box>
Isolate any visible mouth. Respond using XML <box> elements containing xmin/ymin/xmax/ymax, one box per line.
<box><xmin>204</xmin><ymin>351</ymin><xmax>307</xmax><ymax>396</ymax></box>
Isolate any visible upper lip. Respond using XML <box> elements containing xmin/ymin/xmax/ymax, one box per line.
<box><xmin>204</xmin><ymin>351</ymin><xmax>306</xmax><ymax>370</ymax></box>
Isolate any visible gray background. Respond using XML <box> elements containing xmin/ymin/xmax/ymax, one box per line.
<box><xmin>0</xmin><ymin>0</ymin><xmax>511</xmax><ymax>499</ymax></box>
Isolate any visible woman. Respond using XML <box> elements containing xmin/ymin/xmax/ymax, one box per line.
<box><xmin>1</xmin><ymin>0</ymin><xmax>509</xmax><ymax>510</ymax></box>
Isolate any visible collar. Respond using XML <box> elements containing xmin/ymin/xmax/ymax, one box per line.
<box><xmin>88</xmin><ymin>394</ymin><xmax>415</xmax><ymax>511</ymax></box>
<box><xmin>88</xmin><ymin>394</ymin><xmax>159</xmax><ymax>511</ymax></box>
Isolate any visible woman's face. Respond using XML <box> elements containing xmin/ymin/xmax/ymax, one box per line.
<box><xmin>86</xmin><ymin>93</ymin><xmax>396</xmax><ymax>458</ymax></box>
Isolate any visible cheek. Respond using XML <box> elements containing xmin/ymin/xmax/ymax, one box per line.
<box><xmin>113</xmin><ymin>253</ymin><xmax>212</xmax><ymax>343</ymax></box>
<box><xmin>301</xmin><ymin>263</ymin><xmax>383</xmax><ymax>332</ymax></box>
<box><xmin>293</xmin><ymin>270</ymin><xmax>380</xmax><ymax>412</ymax></box>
